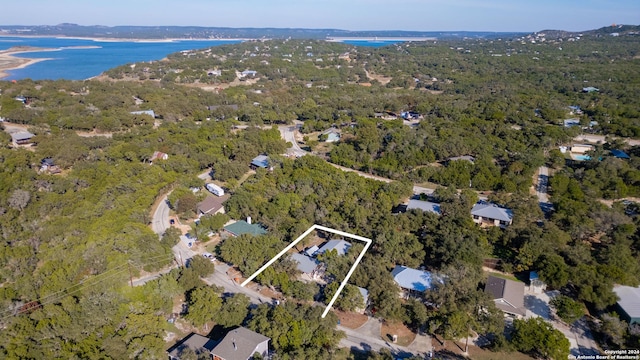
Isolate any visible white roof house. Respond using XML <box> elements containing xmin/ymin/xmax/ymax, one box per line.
<box><xmin>407</xmin><ymin>199</ymin><xmax>441</xmax><ymax>215</ymax></box>
<box><xmin>471</xmin><ymin>202</ymin><xmax>513</xmax><ymax>228</ymax></box>
<box><xmin>391</xmin><ymin>265</ymin><xmax>438</xmax><ymax>298</ymax></box>
<box><xmin>614</xmin><ymin>285</ymin><xmax>640</xmax><ymax>324</ymax></box>
<box><xmin>318</xmin><ymin>240</ymin><xmax>352</xmax><ymax>256</ymax></box>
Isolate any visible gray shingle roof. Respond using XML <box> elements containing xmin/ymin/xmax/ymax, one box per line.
<box><xmin>211</xmin><ymin>327</ymin><xmax>270</xmax><ymax>360</ymax></box>
<box><xmin>391</xmin><ymin>265</ymin><xmax>435</xmax><ymax>292</ymax></box>
<box><xmin>167</xmin><ymin>333</ymin><xmax>216</xmax><ymax>359</ymax></box>
<box><xmin>484</xmin><ymin>275</ymin><xmax>526</xmax><ymax>316</ymax></box>
<box><xmin>318</xmin><ymin>239</ymin><xmax>352</xmax><ymax>256</ymax></box>
<box><xmin>471</xmin><ymin>202</ymin><xmax>513</xmax><ymax>222</ymax></box>
<box><xmin>614</xmin><ymin>286</ymin><xmax>640</xmax><ymax>320</ymax></box>
<box><xmin>291</xmin><ymin>253</ymin><xmax>319</xmax><ymax>274</ymax></box>
<box><xmin>11</xmin><ymin>131</ymin><xmax>35</xmax><ymax>142</ymax></box>
<box><xmin>407</xmin><ymin>199</ymin><xmax>441</xmax><ymax>215</ymax></box>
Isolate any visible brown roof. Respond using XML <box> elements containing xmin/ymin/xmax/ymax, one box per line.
<box><xmin>484</xmin><ymin>275</ymin><xmax>526</xmax><ymax>316</ymax></box>
<box><xmin>197</xmin><ymin>194</ymin><xmax>229</xmax><ymax>215</ymax></box>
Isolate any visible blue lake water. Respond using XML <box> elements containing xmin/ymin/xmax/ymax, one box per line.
<box><xmin>0</xmin><ymin>36</ymin><xmax>400</xmax><ymax>81</ymax></box>
<box><xmin>0</xmin><ymin>37</ymin><xmax>241</xmax><ymax>80</ymax></box>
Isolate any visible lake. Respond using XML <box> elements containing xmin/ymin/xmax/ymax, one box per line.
<box><xmin>0</xmin><ymin>37</ymin><xmax>241</xmax><ymax>80</ymax></box>
<box><xmin>0</xmin><ymin>36</ymin><xmax>400</xmax><ymax>81</ymax></box>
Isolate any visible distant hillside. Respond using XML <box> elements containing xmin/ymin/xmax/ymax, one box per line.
<box><xmin>533</xmin><ymin>24</ymin><xmax>640</xmax><ymax>39</ymax></box>
<box><xmin>0</xmin><ymin>23</ymin><xmax>524</xmax><ymax>40</ymax></box>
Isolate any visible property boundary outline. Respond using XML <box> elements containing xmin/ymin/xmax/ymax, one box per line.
<box><xmin>241</xmin><ymin>224</ymin><xmax>372</xmax><ymax>318</ymax></box>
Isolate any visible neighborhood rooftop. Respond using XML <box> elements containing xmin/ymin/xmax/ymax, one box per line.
<box><xmin>407</xmin><ymin>199</ymin><xmax>441</xmax><ymax>215</ymax></box>
<box><xmin>223</xmin><ymin>220</ymin><xmax>267</xmax><ymax>237</ymax></box>
<box><xmin>211</xmin><ymin>327</ymin><xmax>270</xmax><ymax>360</ymax></box>
<box><xmin>391</xmin><ymin>265</ymin><xmax>436</xmax><ymax>292</ymax></box>
<box><xmin>318</xmin><ymin>239</ymin><xmax>352</xmax><ymax>256</ymax></box>
<box><xmin>291</xmin><ymin>253</ymin><xmax>319</xmax><ymax>274</ymax></box>
<box><xmin>614</xmin><ymin>285</ymin><xmax>640</xmax><ymax>324</ymax></box>
<box><xmin>471</xmin><ymin>202</ymin><xmax>513</xmax><ymax>222</ymax></box>
<box><xmin>167</xmin><ymin>333</ymin><xmax>216</xmax><ymax>359</ymax></box>
<box><xmin>197</xmin><ymin>194</ymin><xmax>229</xmax><ymax>215</ymax></box>
<box><xmin>251</xmin><ymin>155</ymin><xmax>270</xmax><ymax>169</ymax></box>
<box><xmin>484</xmin><ymin>275</ymin><xmax>526</xmax><ymax>317</ymax></box>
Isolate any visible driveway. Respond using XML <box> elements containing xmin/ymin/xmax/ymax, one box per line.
<box><xmin>524</xmin><ymin>290</ymin><xmax>601</xmax><ymax>356</ymax></box>
<box><xmin>338</xmin><ymin>318</ymin><xmax>432</xmax><ymax>358</ymax></box>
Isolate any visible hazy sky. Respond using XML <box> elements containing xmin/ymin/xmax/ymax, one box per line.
<box><xmin>1</xmin><ymin>0</ymin><xmax>638</xmax><ymax>32</ymax></box>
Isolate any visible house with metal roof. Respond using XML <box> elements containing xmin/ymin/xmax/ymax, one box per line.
<box><xmin>407</xmin><ymin>199</ymin><xmax>441</xmax><ymax>215</ymax></box>
<box><xmin>471</xmin><ymin>202</ymin><xmax>513</xmax><ymax>228</ymax></box>
<box><xmin>223</xmin><ymin>220</ymin><xmax>267</xmax><ymax>237</ymax></box>
<box><xmin>290</xmin><ymin>253</ymin><xmax>322</xmax><ymax>281</ymax></box>
<box><xmin>391</xmin><ymin>265</ymin><xmax>437</xmax><ymax>299</ymax></box>
<box><xmin>250</xmin><ymin>155</ymin><xmax>270</xmax><ymax>169</ymax></box>
<box><xmin>614</xmin><ymin>285</ymin><xmax>640</xmax><ymax>325</ymax></box>
<box><xmin>318</xmin><ymin>239</ymin><xmax>352</xmax><ymax>256</ymax></box>
<box><xmin>611</xmin><ymin>149</ymin><xmax>631</xmax><ymax>159</ymax></box>
<box><xmin>11</xmin><ymin>131</ymin><xmax>35</xmax><ymax>146</ymax></box>
<box><xmin>130</xmin><ymin>110</ymin><xmax>156</xmax><ymax>118</ymax></box>
<box><xmin>484</xmin><ymin>275</ymin><xmax>526</xmax><ymax>317</ymax></box>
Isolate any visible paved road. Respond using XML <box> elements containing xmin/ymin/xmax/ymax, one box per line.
<box><xmin>152</xmin><ymin>195</ymin><xmax>171</xmax><ymax>235</ymax></box>
<box><xmin>278</xmin><ymin>124</ymin><xmax>307</xmax><ymax>157</ymax></box>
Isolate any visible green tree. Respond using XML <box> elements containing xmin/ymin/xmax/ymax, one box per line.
<box><xmin>550</xmin><ymin>295</ymin><xmax>584</xmax><ymax>325</ymax></box>
<box><xmin>185</xmin><ymin>286</ymin><xmax>223</xmax><ymax>328</ymax></box>
<box><xmin>215</xmin><ymin>293</ymin><xmax>250</xmax><ymax>328</ymax></box>
<box><xmin>511</xmin><ymin>317</ymin><xmax>570</xmax><ymax>360</ymax></box>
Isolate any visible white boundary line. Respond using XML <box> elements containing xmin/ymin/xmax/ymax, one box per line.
<box><xmin>241</xmin><ymin>224</ymin><xmax>371</xmax><ymax>318</ymax></box>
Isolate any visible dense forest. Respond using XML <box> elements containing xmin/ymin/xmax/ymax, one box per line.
<box><xmin>1</xmin><ymin>29</ymin><xmax>640</xmax><ymax>358</ymax></box>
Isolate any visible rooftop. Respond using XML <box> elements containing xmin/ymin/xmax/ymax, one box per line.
<box><xmin>130</xmin><ymin>110</ymin><xmax>156</xmax><ymax>117</ymax></box>
<box><xmin>611</xmin><ymin>149</ymin><xmax>631</xmax><ymax>159</ymax></box>
<box><xmin>407</xmin><ymin>199</ymin><xmax>441</xmax><ymax>215</ymax></box>
<box><xmin>197</xmin><ymin>194</ymin><xmax>229</xmax><ymax>215</ymax></box>
<box><xmin>223</xmin><ymin>220</ymin><xmax>267</xmax><ymax>237</ymax></box>
<box><xmin>11</xmin><ymin>131</ymin><xmax>35</xmax><ymax>142</ymax></box>
<box><xmin>211</xmin><ymin>327</ymin><xmax>270</xmax><ymax>360</ymax></box>
<box><xmin>484</xmin><ymin>275</ymin><xmax>526</xmax><ymax>316</ymax></box>
<box><xmin>614</xmin><ymin>285</ymin><xmax>640</xmax><ymax>320</ymax></box>
<box><xmin>291</xmin><ymin>253</ymin><xmax>319</xmax><ymax>274</ymax></box>
<box><xmin>391</xmin><ymin>265</ymin><xmax>436</xmax><ymax>292</ymax></box>
<box><xmin>471</xmin><ymin>202</ymin><xmax>513</xmax><ymax>222</ymax></box>
<box><xmin>318</xmin><ymin>239</ymin><xmax>352</xmax><ymax>256</ymax></box>
<box><xmin>251</xmin><ymin>155</ymin><xmax>270</xmax><ymax>169</ymax></box>
<box><xmin>167</xmin><ymin>333</ymin><xmax>217</xmax><ymax>359</ymax></box>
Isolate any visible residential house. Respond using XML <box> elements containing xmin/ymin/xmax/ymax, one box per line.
<box><xmin>391</xmin><ymin>265</ymin><xmax>437</xmax><ymax>299</ymax></box>
<box><xmin>613</xmin><ymin>285</ymin><xmax>640</xmax><ymax>325</ymax></box>
<box><xmin>149</xmin><ymin>151</ymin><xmax>168</xmax><ymax>164</ymax></box>
<box><xmin>570</xmin><ymin>144</ymin><xmax>594</xmax><ymax>154</ymax></box>
<box><xmin>250</xmin><ymin>155</ymin><xmax>271</xmax><ymax>170</ymax></box>
<box><xmin>11</xmin><ymin>131</ymin><xmax>35</xmax><ymax>146</ymax></box>
<box><xmin>318</xmin><ymin>239</ymin><xmax>352</xmax><ymax>256</ymax></box>
<box><xmin>167</xmin><ymin>333</ymin><xmax>217</xmax><ymax>360</ymax></box>
<box><xmin>223</xmin><ymin>220</ymin><xmax>267</xmax><ymax>237</ymax></box>
<box><xmin>325</xmin><ymin>131</ymin><xmax>341</xmax><ymax>143</ymax></box>
<box><xmin>582</xmin><ymin>86</ymin><xmax>599</xmax><ymax>93</ymax></box>
<box><xmin>406</xmin><ymin>199</ymin><xmax>441</xmax><ymax>215</ymax></box>
<box><xmin>568</xmin><ymin>105</ymin><xmax>583</xmax><ymax>115</ymax></box>
<box><xmin>211</xmin><ymin>327</ymin><xmax>270</xmax><ymax>360</ymax></box>
<box><xmin>484</xmin><ymin>275</ymin><xmax>526</xmax><ymax>317</ymax></box>
<box><xmin>611</xmin><ymin>149</ymin><xmax>631</xmax><ymax>159</ymax></box>
<box><xmin>197</xmin><ymin>194</ymin><xmax>229</xmax><ymax>217</ymax></box>
<box><xmin>471</xmin><ymin>202</ymin><xmax>513</xmax><ymax>228</ymax></box>
<box><xmin>130</xmin><ymin>110</ymin><xmax>156</xmax><ymax>118</ymax></box>
<box><xmin>563</xmin><ymin>118</ymin><xmax>581</xmax><ymax>128</ymax></box>
<box><xmin>168</xmin><ymin>327</ymin><xmax>270</xmax><ymax>360</ymax></box>
<box><xmin>240</xmin><ymin>70</ymin><xmax>257</xmax><ymax>78</ymax></box>
<box><xmin>291</xmin><ymin>253</ymin><xmax>322</xmax><ymax>281</ymax></box>
<box><xmin>40</xmin><ymin>158</ymin><xmax>61</xmax><ymax>174</ymax></box>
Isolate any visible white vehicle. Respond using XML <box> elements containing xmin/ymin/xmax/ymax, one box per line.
<box><xmin>205</xmin><ymin>183</ymin><xmax>224</xmax><ymax>196</ymax></box>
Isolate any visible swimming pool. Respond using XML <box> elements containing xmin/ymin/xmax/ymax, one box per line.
<box><xmin>573</xmin><ymin>154</ymin><xmax>591</xmax><ymax>161</ymax></box>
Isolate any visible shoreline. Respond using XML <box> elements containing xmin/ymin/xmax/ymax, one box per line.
<box><xmin>0</xmin><ymin>34</ymin><xmax>255</xmax><ymax>42</ymax></box>
<box><xmin>0</xmin><ymin>47</ymin><xmax>57</xmax><ymax>79</ymax></box>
